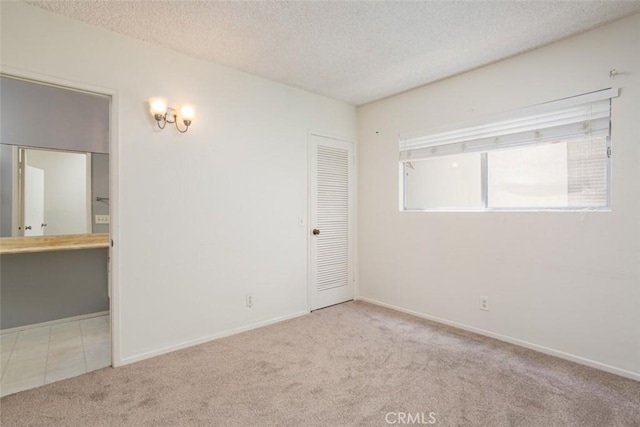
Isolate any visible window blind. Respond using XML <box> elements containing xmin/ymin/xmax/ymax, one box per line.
<box><xmin>399</xmin><ymin>88</ymin><xmax>618</xmax><ymax>161</ymax></box>
<box><xmin>566</xmin><ymin>136</ymin><xmax>608</xmax><ymax>207</ymax></box>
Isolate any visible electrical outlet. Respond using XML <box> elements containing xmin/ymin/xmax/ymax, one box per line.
<box><xmin>95</xmin><ymin>214</ymin><xmax>110</xmax><ymax>224</ymax></box>
<box><xmin>480</xmin><ymin>296</ymin><xmax>489</xmax><ymax>311</ymax></box>
<box><xmin>246</xmin><ymin>294</ymin><xmax>253</xmax><ymax>308</ymax></box>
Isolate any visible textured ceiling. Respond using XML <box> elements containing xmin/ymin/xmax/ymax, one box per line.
<box><xmin>26</xmin><ymin>1</ymin><xmax>640</xmax><ymax>106</ymax></box>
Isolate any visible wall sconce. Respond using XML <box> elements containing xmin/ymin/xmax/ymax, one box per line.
<box><xmin>148</xmin><ymin>97</ymin><xmax>196</xmax><ymax>133</ymax></box>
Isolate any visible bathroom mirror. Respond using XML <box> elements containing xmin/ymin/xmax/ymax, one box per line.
<box><xmin>0</xmin><ymin>144</ymin><xmax>109</xmax><ymax>238</ymax></box>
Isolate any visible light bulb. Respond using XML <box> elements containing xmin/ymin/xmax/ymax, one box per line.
<box><xmin>148</xmin><ymin>97</ymin><xmax>167</xmax><ymax>117</ymax></box>
<box><xmin>180</xmin><ymin>104</ymin><xmax>196</xmax><ymax>121</ymax></box>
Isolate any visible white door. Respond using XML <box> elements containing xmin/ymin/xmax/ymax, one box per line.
<box><xmin>309</xmin><ymin>134</ymin><xmax>355</xmax><ymax>310</ymax></box>
<box><xmin>24</xmin><ymin>165</ymin><xmax>45</xmax><ymax>236</ymax></box>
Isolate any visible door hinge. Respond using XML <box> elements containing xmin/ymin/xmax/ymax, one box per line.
<box><xmin>607</xmin><ymin>147</ymin><xmax>612</xmax><ymax>158</ymax></box>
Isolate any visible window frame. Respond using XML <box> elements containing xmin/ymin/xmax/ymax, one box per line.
<box><xmin>399</xmin><ymin>90</ymin><xmax>616</xmax><ymax>213</ymax></box>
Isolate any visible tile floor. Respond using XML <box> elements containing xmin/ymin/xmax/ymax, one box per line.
<box><xmin>0</xmin><ymin>315</ymin><xmax>110</xmax><ymax>397</ymax></box>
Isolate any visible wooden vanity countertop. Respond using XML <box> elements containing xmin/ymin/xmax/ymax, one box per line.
<box><xmin>0</xmin><ymin>233</ymin><xmax>109</xmax><ymax>254</ymax></box>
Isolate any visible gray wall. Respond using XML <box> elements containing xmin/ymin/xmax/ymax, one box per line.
<box><xmin>91</xmin><ymin>154</ymin><xmax>109</xmax><ymax>234</ymax></box>
<box><xmin>0</xmin><ymin>144</ymin><xmax>13</xmax><ymax>237</ymax></box>
<box><xmin>0</xmin><ymin>249</ymin><xmax>109</xmax><ymax>329</ymax></box>
<box><xmin>1</xmin><ymin>76</ymin><xmax>109</xmax><ymax>154</ymax></box>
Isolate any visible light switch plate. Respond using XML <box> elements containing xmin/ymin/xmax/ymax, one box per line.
<box><xmin>95</xmin><ymin>214</ymin><xmax>110</xmax><ymax>224</ymax></box>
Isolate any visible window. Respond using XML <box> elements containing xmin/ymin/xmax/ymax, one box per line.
<box><xmin>400</xmin><ymin>88</ymin><xmax>617</xmax><ymax>211</ymax></box>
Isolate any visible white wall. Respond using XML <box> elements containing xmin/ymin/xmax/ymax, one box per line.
<box><xmin>358</xmin><ymin>14</ymin><xmax>640</xmax><ymax>379</ymax></box>
<box><xmin>25</xmin><ymin>149</ymin><xmax>88</xmax><ymax>235</ymax></box>
<box><xmin>1</xmin><ymin>2</ymin><xmax>356</xmax><ymax>364</ymax></box>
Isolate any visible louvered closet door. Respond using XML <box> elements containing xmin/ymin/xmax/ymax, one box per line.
<box><xmin>309</xmin><ymin>134</ymin><xmax>354</xmax><ymax>311</ymax></box>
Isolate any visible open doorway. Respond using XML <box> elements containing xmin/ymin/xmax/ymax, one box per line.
<box><xmin>0</xmin><ymin>75</ymin><xmax>112</xmax><ymax>396</ymax></box>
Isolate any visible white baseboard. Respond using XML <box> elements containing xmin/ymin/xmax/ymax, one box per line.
<box><xmin>1</xmin><ymin>311</ymin><xmax>109</xmax><ymax>335</ymax></box>
<box><xmin>357</xmin><ymin>296</ymin><xmax>640</xmax><ymax>382</ymax></box>
<box><xmin>117</xmin><ymin>310</ymin><xmax>310</xmax><ymax>367</ymax></box>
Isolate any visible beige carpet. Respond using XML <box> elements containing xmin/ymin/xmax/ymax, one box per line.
<box><xmin>1</xmin><ymin>301</ymin><xmax>639</xmax><ymax>426</ymax></box>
